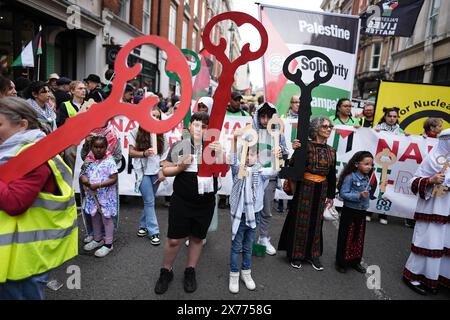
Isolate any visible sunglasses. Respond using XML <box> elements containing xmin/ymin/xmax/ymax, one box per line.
<box><xmin>321</xmin><ymin>125</ymin><xmax>334</xmax><ymax>130</ymax></box>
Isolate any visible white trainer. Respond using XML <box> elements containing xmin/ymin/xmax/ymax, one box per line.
<box><xmin>83</xmin><ymin>240</ymin><xmax>104</xmax><ymax>251</ymax></box>
<box><xmin>365</xmin><ymin>216</ymin><xmax>371</xmax><ymax>222</ymax></box>
<box><xmin>185</xmin><ymin>238</ymin><xmax>207</xmax><ymax>247</ymax></box>
<box><xmin>94</xmin><ymin>245</ymin><xmax>113</xmax><ymax>258</ymax></box>
<box><xmin>229</xmin><ymin>271</ymin><xmax>240</xmax><ymax>294</ymax></box>
<box><xmin>259</xmin><ymin>237</ymin><xmax>276</xmax><ymax>256</ymax></box>
<box><xmin>379</xmin><ymin>218</ymin><xmax>388</xmax><ymax>225</ymax></box>
<box><xmin>240</xmin><ymin>269</ymin><xmax>256</xmax><ymax>291</ymax></box>
<box><xmin>83</xmin><ymin>235</ymin><xmax>94</xmax><ymax>243</ymax></box>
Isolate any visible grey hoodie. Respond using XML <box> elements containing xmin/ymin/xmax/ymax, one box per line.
<box><xmin>252</xmin><ymin>102</ymin><xmax>289</xmax><ymax>171</ymax></box>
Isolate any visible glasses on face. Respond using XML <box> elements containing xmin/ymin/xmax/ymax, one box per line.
<box><xmin>341</xmin><ymin>104</ymin><xmax>352</xmax><ymax>108</ymax></box>
<box><xmin>291</xmin><ymin>101</ymin><xmax>300</xmax><ymax>104</ymax></box>
<box><xmin>321</xmin><ymin>124</ymin><xmax>334</xmax><ymax>130</ymax></box>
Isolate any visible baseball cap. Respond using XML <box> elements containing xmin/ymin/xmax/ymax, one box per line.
<box><xmin>231</xmin><ymin>91</ymin><xmax>243</xmax><ymax>101</ymax></box>
<box><xmin>56</xmin><ymin>77</ymin><xmax>72</xmax><ymax>86</ymax></box>
<box><xmin>84</xmin><ymin>74</ymin><xmax>101</xmax><ymax>83</ymax></box>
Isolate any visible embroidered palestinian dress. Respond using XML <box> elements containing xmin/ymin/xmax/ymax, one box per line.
<box><xmin>403</xmin><ymin>129</ymin><xmax>450</xmax><ymax>290</ymax></box>
<box><xmin>278</xmin><ymin>141</ymin><xmax>336</xmax><ymax>261</ymax></box>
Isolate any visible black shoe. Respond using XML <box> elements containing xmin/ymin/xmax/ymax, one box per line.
<box><xmin>154</xmin><ymin>268</ymin><xmax>173</xmax><ymax>294</ymax></box>
<box><xmin>150</xmin><ymin>234</ymin><xmax>161</xmax><ymax>246</ymax></box>
<box><xmin>424</xmin><ymin>286</ymin><xmax>439</xmax><ymax>295</ymax></box>
<box><xmin>402</xmin><ymin>276</ymin><xmax>427</xmax><ymax>296</ymax></box>
<box><xmin>335</xmin><ymin>264</ymin><xmax>347</xmax><ymax>273</ymax></box>
<box><xmin>404</xmin><ymin>219</ymin><xmax>415</xmax><ymax>228</ymax></box>
<box><xmin>307</xmin><ymin>257</ymin><xmax>324</xmax><ymax>271</ymax></box>
<box><xmin>184</xmin><ymin>267</ymin><xmax>197</xmax><ymax>293</ymax></box>
<box><xmin>218</xmin><ymin>199</ymin><xmax>227</xmax><ymax>209</ymax></box>
<box><xmin>352</xmin><ymin>263</ymin><xmax>367</xmax><ymax>274</ymax></box>
<box><xmin>137</xmin><ymin>228</ymin><xmax>148</xmax><ymax>237</ymax></box>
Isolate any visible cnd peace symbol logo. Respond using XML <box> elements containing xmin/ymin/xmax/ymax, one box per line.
<box><xmin>268</xmin><ymin>54</ymin><xmax>284</xmax><ymax>76</ymax></box>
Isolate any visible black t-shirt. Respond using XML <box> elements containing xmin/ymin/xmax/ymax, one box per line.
<box><xmin>166</xmin><ymin>139</ymin><xmax>218</xmax><ymax>202</ymax></box>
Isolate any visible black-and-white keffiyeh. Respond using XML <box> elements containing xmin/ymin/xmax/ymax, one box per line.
<box><xmin>26</xmin><ymin>98</ymin><xmax>56</xmax><ymax>133</ymax></box>
<box><xmin>374</xmin><ymin>122</ymin><xmax>403</xmax><ymax>135</ymax></box>
<box><xmin>229</xmin><ymin>153</ymin><xmax>259</xmax><ymax>240</ymax></box>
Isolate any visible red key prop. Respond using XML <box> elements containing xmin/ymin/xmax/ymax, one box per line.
<box><xmin>0</xmin><ymin>36</ymin><xmax>192</xmax><ymax>183</ymax></box>
<box><xmin>198</xmin><ymin>11</ymin><xmax>268</xmax><ymax>177</ymax></box>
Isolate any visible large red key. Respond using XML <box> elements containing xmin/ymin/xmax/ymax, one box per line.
<box><xmin>198</xmin><ymin>11</ymin><xmax>268</xmax><ymax>177</ymax></box>
<box><xmin>0</xmin><ymin>36</ymin><xmax>192</xmax><ymax>183</ymax></box>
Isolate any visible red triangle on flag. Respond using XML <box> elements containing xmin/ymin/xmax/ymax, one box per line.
<box><xmin>335</xmin><ymin>128</ymin><xmax>354</xmax><ymax>139</ymax></box>
<box><xmin>261</xmin><ymin>8</ymin><xmax>297</xmax><ymax>104</ymax></box>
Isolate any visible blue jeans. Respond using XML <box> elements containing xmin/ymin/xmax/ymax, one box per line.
<box><xmin>0</xmin><ymin>272</ymin><xmax>48</xmax><ymax>300</ymax></box>
<box><xmin>230</xmin><ymin>212</ymin><xmax>259</xmax><ymax>273</ymax></box>
<box><xmin>139</xmin><ymin>175</ymin><xmax>160</xmax><ymax>236</ymax></box>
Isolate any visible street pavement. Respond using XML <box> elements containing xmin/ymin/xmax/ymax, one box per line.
<box><xmin>46</xmin><ymin>196</ymin><xmax>450</xmax><ymax>300</ymax></box>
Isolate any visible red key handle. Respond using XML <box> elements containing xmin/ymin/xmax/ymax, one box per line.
<box><xmin>0</xmin><ymin>36</ymin><xmax>192</xmax><ymax>183</ymax></box>
<box><xmin>198</xmin><ymin>11</ymin><xmax>268</xmax><ymax>177</ymax></box>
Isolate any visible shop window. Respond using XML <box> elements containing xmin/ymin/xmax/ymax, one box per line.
<box><xmin>432</xmin><ymin>59</ymin><xmax>450</xmax><ymax>86</ymax></box>
<box><xmin>394</xmin><ymin>66</ymin><xmax>424</xmax><ymax>83</ymax></box>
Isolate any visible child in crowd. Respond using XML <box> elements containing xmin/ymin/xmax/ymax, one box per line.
<box><xmin>335</xmin><ymin>151</ymin><xmax>374</xmax><ymax>273</ymax></box>
<box><xmin>80</xmin><ymin>136</ymin><xmax>118</xmax><ymax>258</ymax></box>
<box><xmin>154</xmin><ymin>112</ymin><xmax>221</xmax><ymax>295</ymax></box>
<box><xmin>227</xmin><ymin>128</ymin><xmax>280</xmax><ymax>294</ymax></box>
<box><xmin>252</xmin><ymin>102</ymin><xmax>288</xmax><ymax>256</ymax></box>
<box><xmin>128</xmin><ymin>106</ymin><xmax>167</xmax><ymax>246</ymax></box>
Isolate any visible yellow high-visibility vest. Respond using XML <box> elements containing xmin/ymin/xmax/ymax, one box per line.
<box><xmin>0</xmin><ymin>144</ymin><xmax>78</xmax><ymax>282</ymax></box>
<box><xmin>63</xmin><ymin>101</ymin><xmax>78</xmax><ymax>118</ymax></box>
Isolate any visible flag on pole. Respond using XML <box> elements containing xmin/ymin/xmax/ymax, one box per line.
<box><xmin>192</xmin><ymin>55</ymin><xmax>211</xmax><ymax>100</ymax></box>
<box><xmin>12</xmin><ymin>25</ymin><xmax>42</xmax><ymax>68</ymax></box>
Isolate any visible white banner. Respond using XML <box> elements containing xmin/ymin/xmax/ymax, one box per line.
<box><xmin>74</xmin><ymin>118</ymin><xmax>437</xmax><ymax>219</ymax></box>
<box><xmin>330</xmin><ymin>125</ymin><xmax>437</xmax><ymax>219</ymax></box>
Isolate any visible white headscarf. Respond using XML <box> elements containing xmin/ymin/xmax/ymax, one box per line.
<box><xmin>197</xmin><ymin>96</ymin><xmax>213</xmax><ymax>115</ymax></box>
<box><xmin>415</xmin><ymin>128</ymin><xmax>450</xmax><ymax>186</ymax></box>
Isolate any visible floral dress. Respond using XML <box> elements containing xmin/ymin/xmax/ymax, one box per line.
<box><xmin>82</xmin><ymin>156</ymin><xmax>118</xmax><ymax>218</ymax></box>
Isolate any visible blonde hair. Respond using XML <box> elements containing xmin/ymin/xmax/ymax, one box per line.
<box><xmin>69</xmin><ymin>80</ymin><xmax>84</xmax><ymax>93</ymax></box>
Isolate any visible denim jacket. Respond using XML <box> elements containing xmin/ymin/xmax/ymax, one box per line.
<box><xmin>339</xmin><ymin>172</ymin><xmax>370</xmax><ymax>210</ymax></box>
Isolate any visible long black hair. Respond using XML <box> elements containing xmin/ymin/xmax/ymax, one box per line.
<box><xmin>334</xmin><ymin>98</ymin><xmax>351</xmax><ymax>118</ymax></box>
<box><xmin>337</xmin><ymin>151</ymin><xmax>374</xmax><ymax>191</ymax></box>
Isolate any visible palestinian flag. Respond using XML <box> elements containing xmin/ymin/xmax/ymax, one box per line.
<box><xmin>183</xmin><ymin>49</ymin><xmax>212</xmax><ymax>128</ymax></box>
<box><xmin>192</xmin><ymin>54</ymin><xmax>211</xmax><ymax>100</ymax></box>
<box><xmin>12</xmin><ymin>25</ymin><xmax>42</xmax><ymax>68</ymax></box>
<box><xmin>259</xmin><ymin>5</ymin><xmax>359</xmax><ymax>118</ymax></box>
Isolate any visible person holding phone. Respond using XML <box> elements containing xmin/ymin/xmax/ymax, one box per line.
<box><xmin>128</xmin><ymin>106</ymin><xmax>168</xmax><ymax>246</ymax></box>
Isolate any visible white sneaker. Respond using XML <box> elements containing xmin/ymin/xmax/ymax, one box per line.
<box><xmin>185</xmin><ymin>238</ymin><xmax>207</xmax><ymax>247</ymax></box>
<box><xmin>229</xmin><ymin>271</ymin><xmax>240</xmax><ymax>294</ymax></box>
<box><xmin>94</xmin><ymin>245</ymin><xmax>113</xmax><ymax>257</ymax></box>
<box><xmin>365</xmin><ymin>216</ymin><xmax>371</xmax><ymax>222</ymax></box>
<box><xmin>83</xmin><ymin>235</ymin><xmax>94</xmax><ymax>243</ymax></box>
<box><xmin>258</xmin><ymin>237</ymin><xmax>276</xmax><ymax>256</ymax></box>
<box><xmin>83</xmin><ymin>240</ymin><xmax>104</xmax><ymax>251</ymax></box>
<box><xmin>240</xmin><ymin>269</ymin><xmax>256</xmax><ymax>290</ymax></box>
<box><xmin>379</xmin><ymin>218</ymin><xmax>388</xmax><ymax>225</ymax></box>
